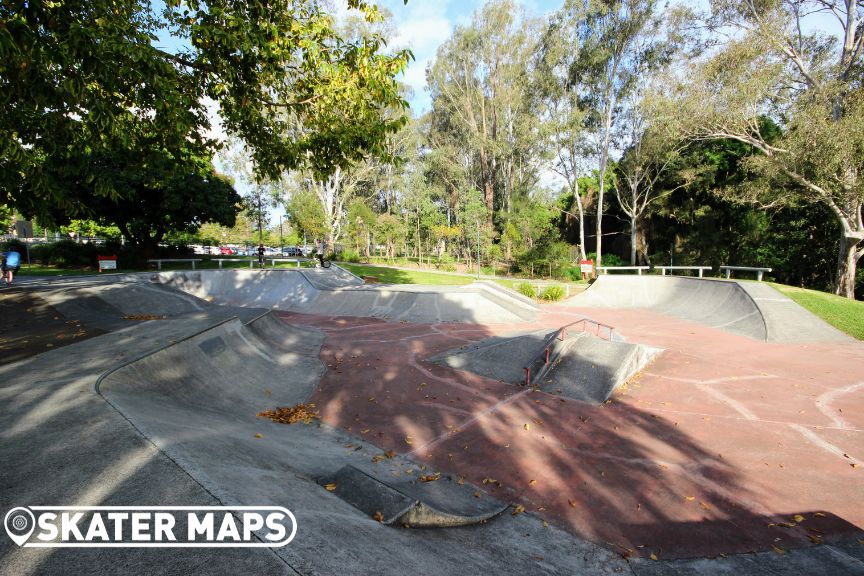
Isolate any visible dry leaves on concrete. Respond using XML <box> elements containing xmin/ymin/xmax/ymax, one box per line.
<box><xmin>257</xmin><ymin>403</ymin><xmax>320</xmax><ymax>425</ymax></box>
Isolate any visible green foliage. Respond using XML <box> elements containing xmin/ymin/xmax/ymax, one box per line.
<box><xmin>340</xmin><ymin>248</ymin><xmax>362</xmax><ymax>263</ymax></box>
<box><xmin>540</xmin><ymin>285</ymin><xmax>566</xmax><ymax>301</ymax></box>
<box><xmin>287</xmin><ymin>188</ymin><xmax>327</xmax><ymax>240</ymax></box>
<box><xmin>435</xmin><ymin>253</ymin><xmax>457</xmax><ymax>272</ymax></box>
<box><xmin>0</xmin><ymin>0</ymin><xmax>410</xmax><ymax>218</ymax></box>
<box><xmin>516</xmin><ymin>282</ymin><xmax>537</xmax><ymax>298</ymax></box>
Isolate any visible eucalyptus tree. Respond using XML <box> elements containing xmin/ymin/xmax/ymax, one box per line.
<box><xmin>426</xmin><ymin>0</ymin><xmax>541</xmax><ymax>230</ymax></box>
<box><xmin>658</xmin><ymin>0</ymin><xmax>864</xmax><ymax>297</ymax></box>
<box><xmin>536</xmin><ymin>9</ymin><xmax>590</xmax><ymax>260</ymax></box>
<box><xmin>554</xmin><ymin>0</ymin><xmax>667</xmax><ymax>267</ymax></box>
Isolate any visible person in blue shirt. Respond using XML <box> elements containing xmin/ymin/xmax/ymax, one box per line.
<box><xmin>2</xmin><ymin>250</ymin><xmax>21</xmax><ymax>286</ymax></box>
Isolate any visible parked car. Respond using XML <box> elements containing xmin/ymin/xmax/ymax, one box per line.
<box><xmin>282</xmin><ymin>247</ymin><xmax>304</xmax><ymax>257</ymax></box>
<box><xmin>219</xmin><ymin>246</ymin><xmax>235</xmax><ymax>255</ymax></box>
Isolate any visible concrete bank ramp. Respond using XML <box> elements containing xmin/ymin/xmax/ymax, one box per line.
<box><xmin>433</xmin><ymin>329</ymin><xmax>660</xmax><ymax>404</ymax></box>
<box><xmin>32</xmin><ymin>277</ymin><xmax>259</xmax><ymax>332</ymax></box>
<box><xmin>152</xmin><ymin>269</ymin><xmax>538</xmax><ymax>324</ymax></box>
<box><xmin>565</xmin><ymin>275</ymin><xmax>851</xmax><ymax>342</ymax></box>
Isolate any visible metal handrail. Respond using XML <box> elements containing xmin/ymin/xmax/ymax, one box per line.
<box><xmin>522</xmin><ymin>318</ymin><xmax>615</xmax><ymax>386</ymax></box>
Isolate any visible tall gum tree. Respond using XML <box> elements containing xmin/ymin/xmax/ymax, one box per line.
<box><xmin>659</xmin><ymin>0</ymin><xmax>864</xmax><ymax>297</ymax></box>
<box><xmin>555</xmin><ymin>0</ymin><xmax>666</xmax><ymax>268</ymax></box>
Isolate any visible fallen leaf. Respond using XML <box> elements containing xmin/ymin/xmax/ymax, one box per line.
<box><xmin>511</xmin><ymin>504</ymin><xmax>525</xmax><ymax>516</ymax></box>
<box><xmin>529</xmin><ymin>479</ymin><xmax>537</xmax><ymax>486</ymax></box>
<box><xmin>419</xmin><ymin>472</ymin><xmax>441</xmax><ymax>483</ymax></box>
<box><xmin>772</xmin><ymin>546</ymin><xmax>785</xmax><ymax>555</ymax></box>
<box><xmin>371</xmin><ymin>455</ymin><xmax>385</xmax><ymax>463</ymax></box>
<box><xmin>384</xmin><ymin>449</ymin><xmax>396</xmax><ymax>459</ymax></box>
<box><xmin>254</xmin><ymin>433</ymin><xmax>263</xmax><ymax>439</ymax></box>
<box><xmin>524</xmin><ymin>423</ymin><xmax>530</xmax><ymax>431</ymax></box>
<box><xmin>814</xmin><ymin>512</ymin><xmax>826</xmax><ymax>517</ymax></box>
<box><xmin>793</xmin><ymin>514</ymin><xmax>805</xmax><ymax>523</ymax></box>
<box><xmin>685</xmin><ymin>496</ymin><xmax>695</xmax><ymax>501</ymax></box>
<box><xmin>473</xmin><ymin>491</ymin><xmax>481</xmax><ymax>498</ymax></box>
<box><xmin>649</xmin><ymin>553</ymin><xmax>658</xmax><ymax>561</ymax></box>
<box><xmin>324</xmin><ymin>483</ymin><xmax>337</xmax><ymax>492</ymax></box>
<box><xmin>808</xmin><ymin>535</ymin><xmax>822</xmax><ymax>544</ymax></box>
<box><xmin>568</xmin><ymin>499</ymin><xmax>577</xmax><ymax>508</ymax></box>
<box><xmin>404</xmin><ymin>436</ymin><xmax>413</xmax><ymax>445</ymax></box>
<box><xmin>373</xmin><ymin>511</ymin><xmax>384</xmax><ymax>522</ymax></box>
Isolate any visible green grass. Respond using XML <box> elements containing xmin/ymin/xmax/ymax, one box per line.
<box><xmin>770</xmin><ymin>283</ymin><xmax>864</xmax><ymax>340</ymax></box>
<box><xmin>18</xmin><ymin>265</ymin><xmax>103</xmax><ymax>276</ymax></box>
<box><xmin>339</xmin><ymin>263</ymin><xmax>476</xmax><ymax>285</ymax></box>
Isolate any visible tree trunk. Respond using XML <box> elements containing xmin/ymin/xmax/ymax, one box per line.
<box><xmin>630</xmin><ymin>215</ymin><xmax>637</xmax><ymax>266</ymax></box>
<box><xmin>835</xmin><ymin>232</ymin><xmax>862</xmax><ymax>298</ymax></box>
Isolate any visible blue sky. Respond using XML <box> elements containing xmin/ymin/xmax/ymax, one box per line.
<box><xmin>373</xmin><ymin>0</ymin><xmax>563</xmax><ymax>114</ymax></box>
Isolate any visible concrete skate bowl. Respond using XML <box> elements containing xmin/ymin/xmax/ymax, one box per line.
<box><xmin>150</xmin><ymin>269</ymin><xmax>539</xmax><ymax>324</ymax></box>
<box><xmin>96</xmin><ymin>312</ymin><xmax>507</xmax><ymax>531</ymax></box>
<box><xmin>432</xmin><ymin>321</ymin><xmax>661</xmax><ymax>404</ymax></box>
<box><xmin>566</xmin><ymin>275</ymin><xmax>851</xmax><ymax>343</ymax></box>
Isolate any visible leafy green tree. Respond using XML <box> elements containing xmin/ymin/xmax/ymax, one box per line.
<box><xmin>48</xmin><ymin>148</ymin><xmax>239</xmax><ymax>258</ymax></box>
<box><xmin>657</xmin><ymin>0</ymin><xmax>864</xmax><ymax>297</ymax></box>
<box><xmin>1</xmin><ymin>0</ymin><xmax>410</xmax><ymax>216</ymax></box>
<box><xmin>286</xmin><ymin>187</ymin><xmax>327</xmax><ymax>243</ymax></box>
<box><xmin>346</xmin><ymin>198</ymin><xmax>376</xmax><ymax>257</ymax></box>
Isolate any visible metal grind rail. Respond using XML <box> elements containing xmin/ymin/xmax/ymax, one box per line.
<box><xmin>523</xmin><ymin>318</ymin><xmax>615</xmax><ymax>387</ymax></box>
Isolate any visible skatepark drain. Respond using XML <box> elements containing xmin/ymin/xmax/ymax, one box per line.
<box><xmin>257</xmin><ymin>403</ymin><xmax>320</xmax><ymax>425</ymax></box>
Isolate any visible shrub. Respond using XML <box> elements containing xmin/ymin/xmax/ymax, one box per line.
<box><xmin>436</xmin><ymin>253</ymin><xmax>456</xmax><ymax>272</ymax></box>
<box><xmin>516</xmin><ymin>282</ymin><xmax>536</xmax><ymax>299</ymax></box>
<box><xmin>540</xmin><ymin>285</ymin><xmax>566</xmax><ymax>301</ymax></box>
<box><xmin>340</xmin><ymin>249</ymin><xmax>361</xmax><ymax>263</ymax></box>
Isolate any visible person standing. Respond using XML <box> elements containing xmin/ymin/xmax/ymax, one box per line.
<box><xmin>314</xmin><ymin>239</ymin><xmax>327</xmax><ymax>267</ymax></box>
<box><xmin>2</xmin><ymin>249</ymin><xmax>21</xmax><ymax>286</ymax></box>
<box><xmin>257</xmin><ymin>242</ymin><xmax>265</xmax><ymax>267</ymax></box>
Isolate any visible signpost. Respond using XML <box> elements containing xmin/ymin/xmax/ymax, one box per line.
<box><xmin>579</xmin><ymin>259</ymin><xmax>595</xmax><ymax>280</ymax></box>
<box><xmin>97</xmin><ymin>255</ymin><xmax>117</xmax><ymax>272</ymax></box>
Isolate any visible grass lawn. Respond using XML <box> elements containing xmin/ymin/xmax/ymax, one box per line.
<box><xmin>339</xmin><ymin>263</ymin><xmax>476</xmax><ymax>285</ymax></box>
<box><xmin>338</xmin><ymin>263</ymin><xmax>586</xmax><ymax>297</ymax></box>
<box><xmin>18</xmin><ymin>265</ymin><xmax>103</xmax><ymax>277</ymax></box>
<box><xmin>770</xmin><ymin>283</ymin><xmax>864</xmax><ymax>340</ymax></box>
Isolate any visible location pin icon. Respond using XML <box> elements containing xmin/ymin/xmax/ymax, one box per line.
<box><xmin>4</xmin><ymin>507</ymin><xmax>35</xmax><ymax>547</ymax></box>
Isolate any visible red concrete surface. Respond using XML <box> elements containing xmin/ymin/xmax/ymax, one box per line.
<box><xmin>278</xmin><ymin>307</ymin><xmax>864</xmax><ymax>560</ymax></box>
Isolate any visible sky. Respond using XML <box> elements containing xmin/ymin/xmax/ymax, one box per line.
<box><xmin>373</xmin><ymin>0</ymin><xmax>563</xmax><ymax>114</ymax></box>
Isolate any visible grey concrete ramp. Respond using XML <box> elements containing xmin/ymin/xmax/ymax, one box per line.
<box><xmin>541</xmin><ymin>334</ymin><xmax>660</xmax><ymax>403</ymax></box>
<box><xmin>32</xmin><ymin>277</ymin><xmax>240</xmax><ymax>331</ymax></box>
<box><xmin>568</xmin><ymin>275</ymin><xmax>851</xmax><ymax>342</ymax></box>
<box><xmin>567</xmin><ymin>275</ymin><xmax>767</xmax><ymax>340</ymax></box>
<box><xmin>152</xmin><ymin>269</ymin><xmax>539</xmax><ymax>324</ymax></box>
<box><xmin>431</xmin><ymin>329</ymin><xmax>555</xmax><ymax>384</ymax></box>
